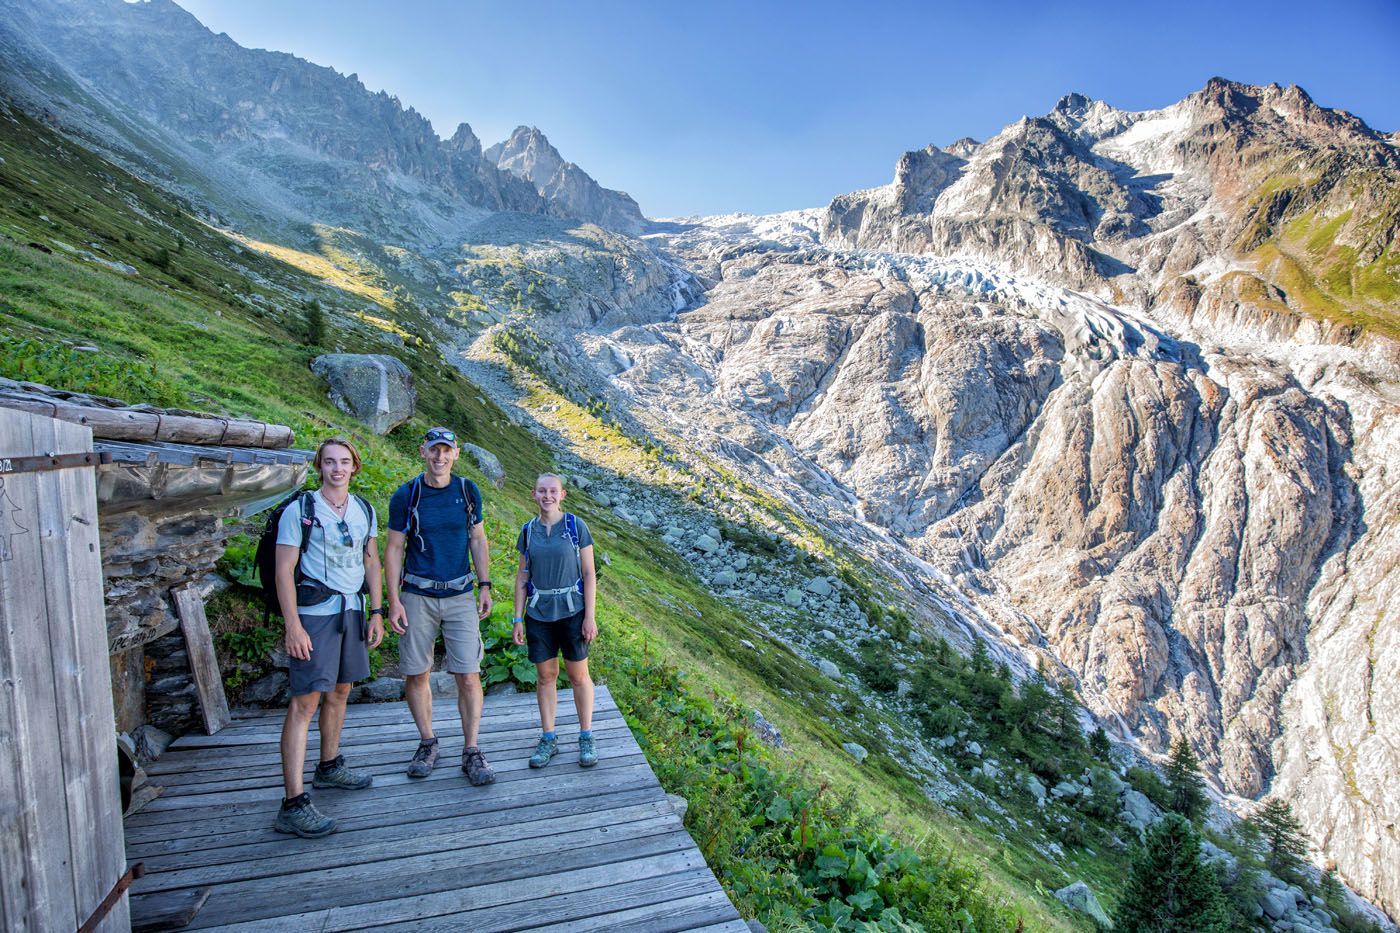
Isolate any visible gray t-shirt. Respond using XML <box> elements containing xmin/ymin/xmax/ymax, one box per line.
<box><xmin>516</xmin><ymin>514</ymin><xmax>594</xmax><ymax>622</ymax></box>
<box><xmin>277</xmin><ymin>490</ymin><xmax>377</xmax><ymax>614</ymax></box>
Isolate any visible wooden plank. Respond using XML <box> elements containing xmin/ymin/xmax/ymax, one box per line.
<box><xmin>37</xmin><ymin>414</ymin><xmax>130</xmax><ymax>933</ymax></box>
<box><xmin>152</xmin><ymin>719</ymin><xmax>633</xmax><ymax>794</ymax></box>
<box><xmin>126</xmin><ymin>752</ymin><xmax>654</xmax><ymax>827</ymax></box>
<box><xmin>211</xmin><ymin>683</ymin><xmax>619</xmax><ymax>726</ymax></box>
<box><xmin>682</xmin><ymin>923</ymin><xmax>754</xmax><ymax>933</ymax></box>
<box><xmin>544</xmin><ymin>890</ymin><xmax>739</xmax><ymax>932</ymax></box>
<box><xmin>164</xmin><ymin>702</ymin><xmax>621</xmax><ymax>752</ymax></box>
<box><xmin>130</xmin><ymin>786</ymin><xmax>665</xmax><ymax>869</ymax></box>
<box><xmin>0</xmin><ymin>411</ymin><xmax>78</xmax><ymax>930</ymax></box>
<box><xmin>359</xmin><ymin>868</ymin><xmax>728</xmax><ymax>932</ymax></box>
<box><xmin>129</xmin><ymin>887</ymin><xmax>210</xmax><ymax>932</ymax></box>
<box><xmin>184</xmin><ymin>825</ymin><xmax>698</xmax><ymax>928</ymax></box>
<box><xmin>125</xmin><ymin>772</ymin><xmax>665</xmax><ymax>865</ymax></box>
<box><xmin>132</xmin><ymin>799</ymin><xmax>676</xmax><ymax>894</ymax></box>
<box><xmin>206</xmin><ymin>849</ymin><xmax>711</xmax><ymax>932</ymax></box>
<box><xmin>173</xmin><ymin>585</ymin><xmax>231</xmax><ymax>734</ymax></box>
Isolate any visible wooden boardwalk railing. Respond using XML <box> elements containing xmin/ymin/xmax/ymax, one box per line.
<box><xmin>124</xmin><ymin>685</ymin><xmax>747</xmax><ymax>932</ymax></box>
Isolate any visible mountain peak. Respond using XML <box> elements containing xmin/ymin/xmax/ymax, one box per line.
<box><xmin>1054</xmin><ymin>92</ymin><xmax>1093</xmax><ymax>114</ymax></box>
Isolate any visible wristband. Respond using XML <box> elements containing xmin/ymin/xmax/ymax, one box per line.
<box><xmin>512</xmin><ymin>616</ymin><xmax>523</xmax><ymax>626</ymax></box>
<box><xmin>369</xmin><ymin>607</ymin><xmax>384</xmax><ymax>616</ymax></box>
<box><xmin>478</xmin><ymin>581</ymin><xmax>493</xmax><ymax>589</ymax></box>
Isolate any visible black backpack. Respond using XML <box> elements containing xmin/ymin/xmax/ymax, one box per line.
<box><xmin>253</xmin><ymin>490</ymin><xmax>373</xmax><ymax>621</ymax></box>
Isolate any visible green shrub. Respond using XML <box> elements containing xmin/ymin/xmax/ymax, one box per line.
<box><xmin>609</xmin><ymin>646</ymin><xmax>1022</xmax><ymax>930</ymax></box>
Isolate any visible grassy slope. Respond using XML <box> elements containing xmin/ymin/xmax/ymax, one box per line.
<box><xmin>1233</xmin><ymin>157</ymin><xmax>1400</xmax><ymax>341</ymax></box>
<box><xmin>0</xmin><ymin>106</ymin><xmax>1127</xmax><ymax>930</ymax></box>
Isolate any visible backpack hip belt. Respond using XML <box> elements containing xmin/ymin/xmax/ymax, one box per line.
<box><xmin>526</xmin><ymin>585</ymin><xmax>581</xmax><ymax>611</ymax></box>
<box><xmin>404</xmin><ymin>571</ymin><xmax>476</xmax><ymax>592</ymax></box>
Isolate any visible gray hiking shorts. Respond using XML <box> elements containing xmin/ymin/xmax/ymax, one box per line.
<box><xmin>399</xmin><ymin>591</ymin><xmax>483</xmax><ymax>676</ymax></box>
<box><xmin>288</xmin><ymin>606</ymin><xmax>370</xmax><ymax>696</ymax></box>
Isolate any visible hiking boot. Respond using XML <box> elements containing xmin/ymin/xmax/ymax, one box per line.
<box><xmin>529</xmin><ymin>734</ymin><xmax>558</xmax><ymax>769</ymax></box>
<box><xmin>311</xmin><ymin>754</ymin><xmax>373</xmax><ymax>790</ymax></box>
<box><xmin>406</xmin><ymin>739</ymin><xmax>439</xmax><ymax>778</ymax></box>
<box><xmin>273</xmin><ymin>795</ymin><xmax>336</xmax><ymax>838</ymax></box>
<box><xmin>462</xmin><ymin>746</ymin><xmax>495</xmax><ymax>786</ymax></box>
<box><xmin>578</xmin><ymin>733</ymin><xmax>598</xmax><ymax>768</ymax></box>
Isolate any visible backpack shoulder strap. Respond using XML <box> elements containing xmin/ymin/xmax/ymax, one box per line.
<box><xmin>298</xmin><ymin>491</ymin><xmax>318</xmax><ymax>552</ymax></box>
<box><xmin>353</xmin><ymin>494</ymin><xmax>374</xmax><ymax>528</ymax></box>
<box><xmin>564</xmin><ymin>513</ymin><xmax>582</xmax><ymax>588</ymax></box>
<box><xmin>406</xmin><ymin>474</ymin><xmax>423</xmax><ymax>540</ymax></box>
<box><xmin>520</xmin><ymin>519</ymin><xmax>532</xmax><ymax>553</ymax></box>
<box><xmin>460</xmin><ymin>476</ymin><xmax>476</xmax><ymax>525</ymax></box>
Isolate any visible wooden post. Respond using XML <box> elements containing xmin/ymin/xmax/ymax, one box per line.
<box><xmin>172</xmin><ymin>584</ymin><xmax>231</xmax><ymax>734</ymax></box>
<box><xmin>0</xmin><ymin>408</ymin><xmax>128</xmax><ymax>932</ymax></box>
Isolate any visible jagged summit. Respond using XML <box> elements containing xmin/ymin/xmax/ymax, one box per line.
<box><xmin>486</xmin><ymin>125</ymin><xmax>645</xmax><ymax>235</ymax></box>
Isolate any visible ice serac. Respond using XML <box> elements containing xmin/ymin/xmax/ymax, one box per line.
<box><xmin>486</xmin><ymin>126</ymin><xmax>646</xmax><ymax>235</ymax></box>
<box><xmin>616</xmin><ymin>81</ymin><xmax>1398</xmax><ymax>919</ymax></box>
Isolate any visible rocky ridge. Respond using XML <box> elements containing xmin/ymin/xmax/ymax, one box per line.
<box><xmin>0</xmin><ymin>0</ymin><xmax>642</xmax><ymax>241</ymax></box>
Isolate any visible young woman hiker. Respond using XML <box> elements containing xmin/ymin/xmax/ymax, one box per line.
<box><xmin>512</xmin><ymin>473</ymin><xmax>599</xmax><ymax>768</ymax></box>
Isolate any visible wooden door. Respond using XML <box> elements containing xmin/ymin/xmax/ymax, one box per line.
<box><xmin>0</xmin><ymin>409</ymin><xmax>129</xmax><ymax>931</ymax></box>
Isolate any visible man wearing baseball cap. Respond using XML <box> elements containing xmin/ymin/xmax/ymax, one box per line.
<box><xmin>384</xmin><ymin>427</ymin><xmax>496</xmax><ymax>785</ymax></box>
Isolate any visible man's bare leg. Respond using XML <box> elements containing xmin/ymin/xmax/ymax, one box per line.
<box><xmin>404</xmin><ymin>671</ymin><xmax>434</xmax><ymax>741</ymax></box>
<box><xmin>456</xmin><ymin>672</ymin><xmax>484</xmax><ymax>746</ymax></box>
<box><xmin>281</xmin><ymin>691</ymin><xmax>323</xmax><ymax>797</ymax></box>
<box><xmin>318</xmin><ymin>682</ymin><xmax>352</xmax><ymax>762</ymax></box>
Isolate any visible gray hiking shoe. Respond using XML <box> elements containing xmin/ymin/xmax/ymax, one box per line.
<box><xmin>273</xmin><ymin>795</ymin><xmax>336</xmax><ymax>838</ymax></box>
<box><xmin>311</xmin><ymin>755</ymin><xmax>373</xmax><ymax>790</ymax></box>
<box><xmin>529</xmin><ymin>734</ymin><xmax>558</xmax><ymax>769</ymax></box>
<box><xmin>461</xmin><ymin>746</ymin><xmax>496</xmax><ymax>786</ymax></box>
<box><xmin>407</xmin><ymin>739</ymin><xmax>439</xmax><ymax>779</ymax></box>
<box><xmin>578</xmin><ymin>733</ymin><xmax>597</xmax><ymax>768</ymax></box>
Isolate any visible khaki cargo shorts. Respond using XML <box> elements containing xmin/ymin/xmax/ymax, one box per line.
<box><xmin>398</xmin><ymin>591</ymin><xmax>483</xmax><ymax>676</ymax></box>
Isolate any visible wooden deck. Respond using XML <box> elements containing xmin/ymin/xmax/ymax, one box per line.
<box><xmin>124</xmin><ymin>686</ymin><xmax>747</xmax><ymax>932</ymax></box>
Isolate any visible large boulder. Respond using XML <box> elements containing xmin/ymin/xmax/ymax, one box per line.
<box><xmin>1119</xmin><ymin>788</ymin><xmax>1161</xmax><ymax>832</ymax></box>
<box><xmin>460</xmin><ymin>442</ymin><xmax>505</xmax><ymax>488</ymax></box>
<box><xmin>1055</xmin><ymin>881</ymin><xmax>1112</xmax><ymax>928</ymax></box>
<box><xmin>311</xmin><ymin>354</ymin><xmax>416</xmax><ymax>434</ymax></box>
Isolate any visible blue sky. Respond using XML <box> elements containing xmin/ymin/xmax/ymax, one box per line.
<box><xmin>175</xmin><ymin>0</ymin><xmax>1400</xmax><ymax>218</ymax></box>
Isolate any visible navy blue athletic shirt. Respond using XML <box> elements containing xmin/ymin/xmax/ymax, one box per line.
<box><xmin>388</xmin><ymin>475</ymin><xmax>483</xmax><ymax>598</ymax></box>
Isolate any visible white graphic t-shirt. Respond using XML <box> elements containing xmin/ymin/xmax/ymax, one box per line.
<box><xmin>276</xmin><ymin>489</ymin><xmax>377</xmax><ymax>615</ymax></box>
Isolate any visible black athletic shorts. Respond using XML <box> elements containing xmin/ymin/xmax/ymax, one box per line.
<box><xmin>524</xmin><ymin>610</ymin><xmax>589</xmax><ymax>664</ymax></box>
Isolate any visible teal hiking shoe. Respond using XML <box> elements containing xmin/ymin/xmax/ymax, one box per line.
<box><xmin>529</xmin><ymin>734</ymin><xmax>558</xmax><ymax>769</ymax></box>
<box><xmin>578</xmin><ymin>733</ymin><xmax>597</xmax><ymax>768</ymax></box>
<box><xmin>311</xmin><ymin>754</ymin><xmax>373</xmax><ymax>790</ymax></box>
<box><xmin>273</xmin><ymin>795</ymin><xmax>336</xmax><ymax>838</ymax></box>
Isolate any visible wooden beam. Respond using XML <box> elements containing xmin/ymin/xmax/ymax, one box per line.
<box><xmin>0</xmin><ymin>392</ymin><xmax>294</xmax><ymax>449</ymax></box>
<box><xmin>172</xmin><ymin>586</ymin><xmax>231</xmax><ymax>734</ymax></box>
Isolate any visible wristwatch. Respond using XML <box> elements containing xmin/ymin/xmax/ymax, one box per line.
<box><xmin>478</xmin><ymin>581</ymin><xmax>493</xmax><ymax>589</ymax></box>
<box><xmin>369</xmin><ymin>607</ymin><xmax>384</xmax><ymax>617</ymax></box>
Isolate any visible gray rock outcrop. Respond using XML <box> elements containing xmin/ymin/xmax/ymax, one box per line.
<box><xmin>311</xmin><ymin>353</ymin><xmax>416</xmax><ymax>435</ymax></box>
<box><xmin>1055</xmin><ymin>881</ymin><xmax>1112</xmax><ymax>928</ymax></box>
<box><xmin>459</xmin><ymin>442</ymin><xmax>505</xmax><ymax>488</ymax></box>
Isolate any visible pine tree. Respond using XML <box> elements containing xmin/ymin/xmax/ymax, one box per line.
<box><xmin>303</xmin><ymin>299</ymin><xmax>326</xmax><ymax>346</ymax></box>
<box><xmin>1089</xmin><ymin>726</ymin><xmax>1112</xmax><ymax>760</ymax></box>
<box><xmin>1164</xmin><ymin>737</ymin><xmax>1208</xmax><ymax>822</ymax></box>
<box><xmin>1114</xmin><ymin>814</ymin><xmax>1230</xmax><ymax>932</ymax></box>
<box><xmin>1247</xmin><ymin>798</ymin><xmax>1308</xmax><ymax>882</ymax></box>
